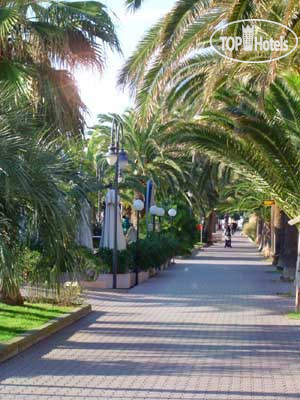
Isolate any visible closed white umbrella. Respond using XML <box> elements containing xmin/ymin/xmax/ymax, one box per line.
<box><xmin>100</xmin><ymin>189</ymin><xmax>126</xmax><ymax>250</ymax></box>
<box><xmin>77</xmin><ymin>199</ymin><xmax>93</xmax><ymax>250</ymax></box>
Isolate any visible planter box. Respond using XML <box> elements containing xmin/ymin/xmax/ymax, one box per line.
<box><xmin>138</xmin><ymin>270</ymin><xmax>149</xmax><ymax>284</ymax></box>
<box><xmin>81</xmin><ymin>272</ymin><xmax>136</xmax><ymax>290</ymax></box>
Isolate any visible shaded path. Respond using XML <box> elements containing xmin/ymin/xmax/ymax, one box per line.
<box><xmin>1</xmin><ymin>234</ymin><xmax>300</xmax><ymax>400</ymax></box>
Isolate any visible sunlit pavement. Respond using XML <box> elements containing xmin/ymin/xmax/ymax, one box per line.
<box><xmin>0</xmin><ymin>234</ymin><xmax>299</xmax><ymax>400</ymax></box>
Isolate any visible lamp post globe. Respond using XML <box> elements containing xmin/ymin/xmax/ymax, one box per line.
<box><xmin>119</xmin><ymin>149</ymin><xmax>129</xmax><ymax>170</ymax></box>
<box><xmin>168</xmin><ymin>208</ymin><xmax>177</xmax><ymax>218</ymax></box>
<box><xmin>150</xmin><ymin>205</ymin><xmax>158</xmax><ymax>215</ymax></box>
<box><xmin>150</xmin><ymin>205</ymin><xmax>158</xmax><ymax>232</ymax></box>
<box><xmin>133</xmin><ymin>199</ymin><xmax>144</xmax><ymax>212</ymax></box>
<box><xmin>156</xmin><ymin>207</ymin><xmax>165</xmax><ymax>217</ymax></box>
<box><xmin>105</xmin><ymin>147</ymin><xmax>117</xmax><ymax>166</ymax></box>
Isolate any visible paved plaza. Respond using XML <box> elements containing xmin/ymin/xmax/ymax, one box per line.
<box><xmin>1</xmin><ymin>235</ymin><xmax>300</xmax><ymax>400</ymax></box>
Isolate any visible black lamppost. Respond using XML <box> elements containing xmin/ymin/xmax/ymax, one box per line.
<box><xmin>105</xmin><ymin>119</ymin><xmax>129</xmax><ymax>289</ymax></box>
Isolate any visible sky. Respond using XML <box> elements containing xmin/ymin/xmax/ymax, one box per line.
<box><xmin>75</xmin><ymin>0</ymin><xmax>176</xmax><ymax>127</ymax></box>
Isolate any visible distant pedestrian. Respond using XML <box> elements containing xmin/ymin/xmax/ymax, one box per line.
<box><xmin>224</xmin><ymin>225</ymin><xmax>232</xmax><ymax>248</ymax></box>
<box><xmin>230</xmin><ymin>221</ymin><xmax>237</xmax><ymax>235</ymax></box>
<box><xmin>122</xmin><ymin>215</ymin><xmax>130</xmax><ymax>234</ymax></box>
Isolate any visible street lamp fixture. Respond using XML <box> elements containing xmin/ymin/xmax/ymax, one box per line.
<box><xmin>168</xmin><ymin>208</ymin><xmax>177</xmax><ymax>227</ymax></box>
<box><xmin>168</xmin><ymin>208</ymin><xmax>177</xmax><ymax>218</ymax></box>
<box><xmin>156</xmin><ymin>207</ymin><xmax>165</xmax><ymax>234</ymax></box>
<box><xmin>150</xmin><ymin>205</ymin><xmax>158</xmax><ymax>232</ymax></box>
<box><xmin>105</xmin><ymin>119</ymin><xmax>129</xmax><ymax>289</ymax></box>
<box><xmin>105</xmin><ymin>146</ymin><xmax>117</xmax><ymax>166</ymax></box>
<box><xmin>119</xmin><ymin>149</ymin><xmax>129</xmax><ymax>170</ymax></box>
<box><xmin>133</xmin><ymin>199</ymin><xmax>144</xmax><ymax>241</ymax></box>
<box><xmin>156</xmin><ymin>207</ymin><xmax>165</xmax><ymax>217</ymax></box>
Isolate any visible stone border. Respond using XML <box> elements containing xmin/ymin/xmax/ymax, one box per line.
<box><xmin>0</xmin><ymin>303</ymin><xmax>91</xmax><ymax>363</ymax></box>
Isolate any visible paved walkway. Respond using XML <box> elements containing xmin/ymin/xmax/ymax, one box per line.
<box><xmin>1</xmin><ymin>235</ymin><xmax>300</xmax><ymax>400</ymax></box>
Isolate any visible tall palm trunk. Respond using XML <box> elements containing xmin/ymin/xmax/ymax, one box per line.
<box><xmin>0</xmin><ymin>245</ymin><xmax>24</xmax><ymax>306</ymax></box>
<box><xmin>296</xmin><ymin>232</ymin><xmax>300</xmax><ymax>311</ymax></box>
<box><xmin>206</xmin><ymin>210</ymin><xmax>217</xmax><ymax>245</ymax></box>
<box><xmin>272</xmin><ymin>204</ymin><xmax>283</xmax><ymax>265</ymax></box>
<box><xmin>256</xmin><ymin>214</ymin><xmax>264</xmax><ymax>249</ymax></box>
<box><xmin>1</xmin><ymin>282</ymin><xmax>24</xmax><ymax>306</ymax></box>
<box><xmin>279</xmin><ymin>213</ymin><xmax>298</xmax><ymax>280</ymax></box>
<box><xmin>262</xmin><ymin>221</ymin><xmax>271</xmax><ymax>257</ymax></box>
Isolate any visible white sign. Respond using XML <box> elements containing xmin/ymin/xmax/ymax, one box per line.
<box><xmin>210</xmin><ymin>19</ymin><xmax>298</xmax><ymax>63</ymax></box>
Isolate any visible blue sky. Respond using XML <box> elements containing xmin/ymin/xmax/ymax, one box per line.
<box><xmin>75</xmin><ymin>0</ymin><xmax>176</xmax><ymax>127</ymax></box>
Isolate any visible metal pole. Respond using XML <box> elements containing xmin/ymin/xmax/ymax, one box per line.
<box><xmin>112</xmin><ymin>127</ymin><xmax>119</xmax><ymax>290</ymax></box>
<box><xmin>152</xmin><ymin>215</ymin><xmax>156</xmax><ymax>232</ymax></box>
<box><xmin>135</xmin><ymin>211</ymin><xmax>139</xmax><ymax>286</ymax></box>
<box><xmin>137</xmin><ymin>211</ymin><xmax>140</xmax><ymax>241</ymax></box>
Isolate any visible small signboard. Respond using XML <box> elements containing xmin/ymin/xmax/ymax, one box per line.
<box><xmin>263</xmin><ymin>200</ymin><xmax>275</xmax><ymax>206</ymax></box>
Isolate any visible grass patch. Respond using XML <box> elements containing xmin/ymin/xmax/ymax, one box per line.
<box><xmin>0</xmin><ymin>302</ymin><xmax>73</xmax><ymax>342</ymax></box>
<box><xmin>287</xmin><ymin>311</ymin><xmax>300</xmax><ymax>320</ymax></box>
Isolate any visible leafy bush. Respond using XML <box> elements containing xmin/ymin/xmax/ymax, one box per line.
<box><xmin>243</xmin><ymin>221</ymin><xmax>256</xmax><ymax>241</ymax></box>
<box><xmin>99</xmin><ymin>248</ymin><xmax>133</xmax><ymax>274</ymax></box>
<box><xmin>19</xmin><ymin>247</ymin><xmax>43</xmax><ymax>284</ymax></box>
<box><xmin>75</xmin><ymin>247</ymin><xmax>106</xmax><ymax>281</ymax></box>
<box><xmin>128</xmin><ymin>234</ymin><xmax>179</xmax><ymax>271</ymax></box>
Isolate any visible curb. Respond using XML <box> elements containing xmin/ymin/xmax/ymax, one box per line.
<box><xmin>0</xmin><ymin>303</ymin><xmax>91</xmax><ymax>363</ymax></box>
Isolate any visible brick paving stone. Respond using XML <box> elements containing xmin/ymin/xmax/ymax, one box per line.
<box><xmin>1</xmin><ymin>234</ymin><xmax>300</xmax><ymax>400</ymax></box>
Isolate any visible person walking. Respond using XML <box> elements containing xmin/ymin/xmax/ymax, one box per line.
<box><xmin>224</xmin><ymin>225</ymin><xmax>232</xmax><ymax>248</ymax></box>
<box><xmin>122</xmin><ymin>215</ymin><xmax>130</xmax><ymax>234</ymax></box>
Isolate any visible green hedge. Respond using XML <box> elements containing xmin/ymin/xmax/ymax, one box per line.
<box><xmin>128</xmin><ymin>234</ymin><xmax>179</xmax><ymax>271</ymax></box>
<box><xmin>98</xmin><ymin>248</ymin><xmax>134</xmax><ymax>274</ymax></box>
<box><xmin>98</xmin><ymin>234</ymin><xmax>180</xmax><ymax>274</ymax></box>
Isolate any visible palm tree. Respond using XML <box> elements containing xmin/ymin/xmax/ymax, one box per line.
<box><xmin>88</xmin><ymin>110</ymin><xmax>190</xmax><ymax>204</ymax></box>
<box><xmin>0</xmin><ymin>86</ymin><xmax>93</xmax><ymax>305</ymax></box>
<box><xmin>125</xmin><ymin>0</ymin><xmax>145</xmax><ymax>11</ymax></box>
<box><xmin>0</xmin><ymin>1</ymin><xmax>120</xmax><ymax>136</ymax></box>
<box><xmin>168</xmin><ymin>73</ymin><xmax>300</xmax><ymax>308</ymax></box>
<box><xmin>119</xmin><ymin>0</ymin><xmax>300</xmax><ymax>121</ymax></box>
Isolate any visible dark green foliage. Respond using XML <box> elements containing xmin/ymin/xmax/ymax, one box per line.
<box><xmin>129</xmin><ymin>234</ymin><xmax>179</xmax><ymax>270</ymax></box>
<box><xmin>170</xmin><ymin>205</ymin><xmax>199</xmax><ymax>251</ymax></box>
<box><xmin>99</xmin><ymin>248</ymin><xmax>134</xmax><ymax>274</ymax></box>
<box><xmin>75</xmin><ymin>247</ymin><xmax>106</xmax><ymax>281</ymax></box>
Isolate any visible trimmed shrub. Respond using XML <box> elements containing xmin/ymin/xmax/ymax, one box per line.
<box><xmin>128</xmin><ymin>234</ymin><xmax>179</xmax><ymax>271</ymax></box>
<box><xmin>99</xmin><ymin>248</ymin><xmax>133</xmax><ymax>274</ymax></box>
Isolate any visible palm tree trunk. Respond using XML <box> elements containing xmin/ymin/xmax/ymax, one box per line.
<box><xmin>280</xmin><ymin>213</ymin><xmax>298</xmax><ymax>280</ymax></box>
<box><xmin>256</xmin><ymin>215</ymin><xmax>264</xmax><ymax>248</ymax></box>
<box><xmin>1</xmin><ymin>282</ymin><xmax>24</xmax><ymax>306</ymax></box>
<box><xmin>272</xmin><ymin>204</ymin><xmax>283</xmax><ymax>265</ymax></box>
<box><xmin>295</xmin><ymin>232</ymin><xmax>300</xmax><ymax>312</ymax></box>
<box><xmin>206</xmin><ymin>210</ymin><xmax>217</xmax><ymax>245</ymax></box>
<box><xmin>262</xmin><ymin>221</ymin><xmax>271</xmax><ymax>257</ymax></box>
